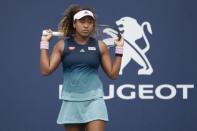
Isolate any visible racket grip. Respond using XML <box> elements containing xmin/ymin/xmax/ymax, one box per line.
<box><xmin>42</xmin><ymin>30</ymin><xmax>64</xmax><ymax>37</ymax></box>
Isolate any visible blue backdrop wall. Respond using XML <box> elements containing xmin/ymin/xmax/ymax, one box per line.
<box><xmin>0</xmin><ymin>0</ymin><xmax>196</xmax><ymax>131</ymax></box>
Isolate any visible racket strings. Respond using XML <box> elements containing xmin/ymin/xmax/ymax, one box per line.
<box><xmin>94</xmin><ymin>25</ymin><xmax>121</xmax><ymax>47</ymax></box>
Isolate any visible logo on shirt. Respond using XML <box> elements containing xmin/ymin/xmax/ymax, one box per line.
<box><xmin>80</xmin><ymin>49</ymin><xmax>85</xmax><ymax>52</ymax></box>
<box><xmin>68</xmin><ymin>46</ymin><xmax>76</xmax><ymax>51</ymax></box>
<box><xmin>88</xmin><ymin>47</ymin><xmax>96</xmax><ymax>51</ymax></box>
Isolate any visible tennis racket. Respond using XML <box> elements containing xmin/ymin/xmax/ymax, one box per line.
<box><xmin>42</xmin><ymin>30</ymin><xmax>64</xmax><ymax>37</ymax></box>
<box><xmin>95</xmin><ymin>24</ymin><xmax>121</xmax><ymax>40</ymax></box>
<box><xmin>94</xmin><ymin>24</ymin><xmax>122</xmax><ymax>47</ymax></box>
<box><xmin>42</xmin><ymin>24</ymin><xmax>122</xmax><ymax>47</ymax></box>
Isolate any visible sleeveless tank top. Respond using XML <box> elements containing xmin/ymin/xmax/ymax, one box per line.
<box><xmin>60</xmin><ymin>36</ymin><xmax>104</xmax><ymax>101</ymax></box>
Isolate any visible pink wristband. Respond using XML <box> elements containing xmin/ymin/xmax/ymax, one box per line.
<box><xmin>40</xmin><ymin>41</ymin><xmax>49</xmax><ymax>49</ymax></box>
<box><xmin>115</xmin><ymin>46</ymin><xmax>123</xmax><ymax>54</ymax></box>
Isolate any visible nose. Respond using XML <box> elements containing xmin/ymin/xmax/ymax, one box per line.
<box><xmin>83</xmin><ymin>22</ymin><xmax>89</xmax><ymax>28</ymax></box>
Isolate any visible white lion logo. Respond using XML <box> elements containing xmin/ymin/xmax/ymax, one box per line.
<box><xmin>103</xmin><ymin>17</ymin><xmax>153</xmax><ymax>75</ymax></box>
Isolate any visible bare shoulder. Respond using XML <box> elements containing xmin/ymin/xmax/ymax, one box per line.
<box><xmin>53</xmin><ymin>39</ymin><xmax>65</xmax><ymax>53</ymax></box>
<box><xmin>98</xmin><ymin>40</ymin><xmax>108</xmax><ymax>55</ymax></box>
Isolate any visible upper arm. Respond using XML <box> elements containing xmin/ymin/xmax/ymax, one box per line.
<box><xmin>49</xmin><ymin>39</ymin><xmax>64</xmax><ymax>72</ymax></box>
<box><xmin>99</xmin><ymin>41</ymin><xmax>113</xmax><ymax>76</ymax></box>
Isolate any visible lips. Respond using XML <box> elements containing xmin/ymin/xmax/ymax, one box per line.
<box><xmin>82</xmin><ymin>30</ymin><xmax>89</xmax><ymax>33</ymax></box>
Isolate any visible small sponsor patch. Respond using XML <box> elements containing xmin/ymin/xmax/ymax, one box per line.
<box><xmin>68</xmin><ymin>46</ymin><xmax>76</xmax><ymax>51</ymax></box>
<box><xmin>88</xmin><ymin>47</ymin><xmax>96</xmax><ymax>50</ymax></box>
<box><xmin>80</xmin><ymin>49</ymin><xmax>85</xmax><ymax>52</ymax></box>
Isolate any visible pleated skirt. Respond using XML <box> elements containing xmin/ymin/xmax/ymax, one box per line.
<box><xmin>57</xmin><ymin>97</ymin><xmax>109</xmax><ymax>124</ymax></box>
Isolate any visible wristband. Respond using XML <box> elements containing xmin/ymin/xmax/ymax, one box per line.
<box><xmin>115</xmin><ymin>54</ymin><xmax>123</xmax><ymax>57</ymax></box>
<box><xmin>115</xmin><ymin>46</ymin><xmax>123</xmax><ymax>54</ymax></box>
<box><xmin>40</xmin><ymin>40</ymin><xmax>49</xmax><ymax>49</ymax></box>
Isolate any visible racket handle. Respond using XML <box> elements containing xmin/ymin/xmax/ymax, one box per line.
<box><xmin>118</xmin><ymin>33</ymin><xmax>122</xmax><ymax>41</ymax></box>
<box><xmin>42</xmin><ymin>30</ymin><xmax>64</xmax><ymax>37</ymax></box>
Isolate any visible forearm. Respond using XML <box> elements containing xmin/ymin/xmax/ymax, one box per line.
<box><xmin>40</xmin><ymin>49</ymin><xmax>51</xmax><ymax>75</ymax></box>
<box><xmin>39</xmin><ymin>30</ymin><xmax>62</xmax><ymax>76</ymax></box>
<box><xmin>100</xmin><ymin>39</ymin><xmax>124</xmax><ymax>80</ymax></box>
<box><xmin>109</xmin><ymin>56</ymin><xmax>122</xmax><ymax>79</ymax></box>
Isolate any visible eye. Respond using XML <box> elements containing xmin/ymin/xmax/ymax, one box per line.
<box><xmin>88</xmin><ymin>20</ymin><xmax>93</xmax><ymax>24</ymax></box>
<box><xmin>78</xmin><ymin>19</ymin><xmax>85</xmax><ymax>23</ymax></box>
<box><xmin>80</xmin><ymin>20</ymin><xmax>85</xmax><ymax>23</ymax></box>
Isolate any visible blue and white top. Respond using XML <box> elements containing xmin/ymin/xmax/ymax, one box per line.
<box><xmin>60</xmin><ymin>36</ymin><xmax>104</xmax><ymax>101</ymax></box>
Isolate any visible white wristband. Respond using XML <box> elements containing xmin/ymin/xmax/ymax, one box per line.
<box><xmin>115</xmin><ymin>46</ymin><xmax>123</xmax><ymax>54</ymax></box>
<box><xmin>40</xmin><ymin>41</ymin><xmax>49</xmax><ymax>49</ymax></box>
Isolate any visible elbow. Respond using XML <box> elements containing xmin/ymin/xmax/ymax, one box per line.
<box><xmin>108</xmin><ymin>74</ymin><xmax>119</xmax><ymax>80</ymax></box>
<box><xmin>110</xmin><ymin>76</ymin><xmax>118</xmax><ymax>80</ymax></box>
<box><xmin>41</xmin><ymin>72</ymin><xmax>50</xmax><ymax>76</ymax></box>
<box><xmin>40</xmin><ymin>69</ymin><xmax>51</xmax><ymax>76</ymax></box>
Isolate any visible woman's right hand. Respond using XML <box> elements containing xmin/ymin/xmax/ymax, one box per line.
<box><xmin>41</xmin><ymin>29</ymin><xmax>53</xmax><ymax>41</ymax></box>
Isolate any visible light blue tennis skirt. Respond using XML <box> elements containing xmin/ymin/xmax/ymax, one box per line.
<box><xmin>57</xmin><ymin>97</ymin><xmax>109</xmax><ymax>124</ymax></box>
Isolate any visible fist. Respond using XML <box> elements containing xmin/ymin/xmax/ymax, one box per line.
<box><xmin>41</xmin><ymin>29</ymin><xmax>53</xmax><ymax>41</ymax></box>
<box><xmin>114</xmin><ymin>36</ymin><xmax>124</xmax><ymax>47</ymax></box>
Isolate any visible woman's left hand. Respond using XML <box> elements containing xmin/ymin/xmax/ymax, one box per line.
<box><xmin>114</xmin><ymin>36</ymin><xmax>124</xmax><ymax>47</ymax></box>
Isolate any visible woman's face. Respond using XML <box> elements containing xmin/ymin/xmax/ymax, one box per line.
<box><xmin>73</xmin><ymin>16</ymin><xmax>95</xmax><ymax>37</ymax></box>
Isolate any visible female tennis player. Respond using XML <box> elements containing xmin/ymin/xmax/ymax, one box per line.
<box><xmin>40</xmin><ymin>4</ymin><xmax>124</xmax><ymax>131</ymax></box>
